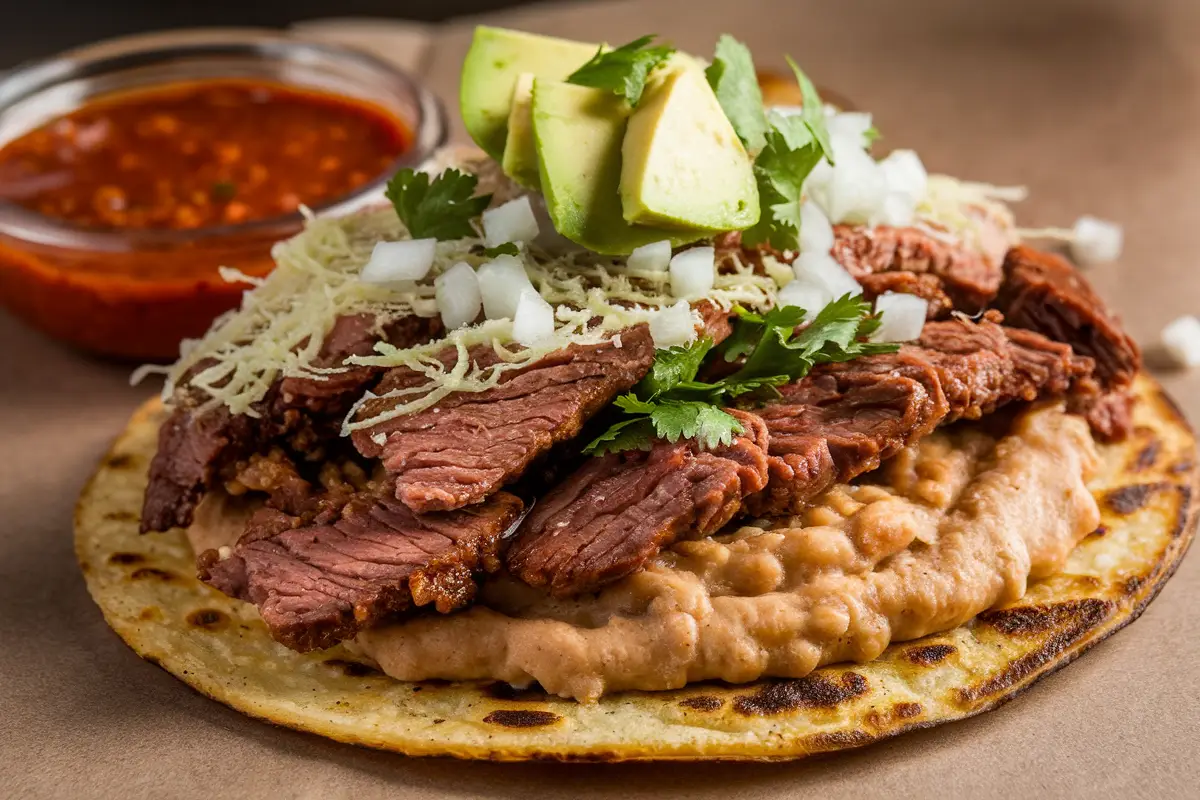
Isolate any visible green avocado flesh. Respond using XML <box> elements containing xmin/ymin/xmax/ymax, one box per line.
<box><xmin>460</xmin><ymin>26</ymin><xmax>600</xmax><ymax>161</ymax></box>
<box><xmin>501</xmin><ymin>73</ymin><xmax>541</xmax><ymax>190</ymax></box>
<box><xmin>531</xmin><ymin>80</ymin><xmax>709</xmax><ymax>256</ymax></box>
<box><xmin>621</xmin><ymin>63</ymin><xmax>759</xmax><ymax>231</ymax></box>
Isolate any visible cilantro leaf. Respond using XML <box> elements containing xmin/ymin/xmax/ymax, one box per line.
<box><xmin>864</xmin><ymin>125</ymin><xmax>881</xmax><ymax>145</ymax></box>
<box><xmin>784</xmin><ymin>56</ymin><xmax>833</xmax><ymax>162</ymax></box>
<box><xmin>482</xmin><ymin>242</ymin><xmax>520</xmax><ymax>257</ymax></box>
<box><xmin>583</xmin><ymin>416</ymin><xmax>657</xmax><ymax>456</ymax></box>
<box><xmin>740</xmin><ymin>113</ymin><xmax>824</xmax><ymax>251</ymax></box>
<box><xmin>728</xmin><ymin>295</ymin><xmax>898</xmax><ymax>385</ymax></box>
<box><xmin>567</xmin><ymin>35</ymin><xmax>675</xmax><ymax>106</ymax></box>
<box><xmin>634</xmin><ymin>337</ymin><xmax>713</xmax><ymax>398</ymax></box>
<box><xmin>705</xmin><ymin>35</ymin><xmax>768</xmax><ymax>155</ymax></box>
<box><xmin>649</xmin><ymin>400</ymin><xmax>744</xmax><ymax>449</ymax></box>
<box><xmin>385</xmin><ymin>168</ymin><xmax>491</xmax><ymax>241</ymax></box>
<box><xmin>587</xmin><ymin>297</ymin><xmax>898</xmax><ymax>456</ymax></box>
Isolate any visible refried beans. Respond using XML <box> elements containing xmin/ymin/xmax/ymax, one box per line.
<box><xmin>355</xmin><ymin>405</ymin><xmax>1099</xmax><ymax>700</ymax></box>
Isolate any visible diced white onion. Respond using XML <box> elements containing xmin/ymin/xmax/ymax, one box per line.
<box><xmin>476</xmin><ymin>254</ymin><xmax>534</xmax><ymax>320</ymax></box>
<box><xmin>824</xmin><ymin>146</ymin><xmax>888</xmax><ymax>225</ymax></box>
<box><xmin>1070</xmin><ymin>215</ymin><xmax>1123</xmax><ymax>265</ymax></box>
<box><xmin>1161</xmin><ymin>315</ymin><xmax>1200</xmax><ymax>367</ymax></box>
<box><xmin>482</xmin><ymin>196</ymin><xmax>540</xmax><ymax>248</ymax></box>
<box><xmin>649</xmin><ymin>300</ymin><xmax>698</xmax><ymax>348</ymax></box>
<box><xmin>511</xmin><ymin>289</ymin><xmax>555</xmax><ymax>345</ymax></box>
<box><xmin>434</xmin><ymin>261</ymin><xmax>481</xmax><ymax>330</ymax></box>
<box><xmin>826</xmin><ymin>111</ymin><xmax>874</xmax><ymax>148</ymax></box>
<box><xmin>876</xmin><ymin>193</ymin><xmax>916</xmax><ymax>227</ymax></box>
<box><xmin>359</xmin><ymin>238</ymin><xmax>437</xmax><ymax>284</ymax></box>
<box><xmin>776</xmin><ymin>277</ymin><xmax>829</xmax><ymax>322</ymax></box>
<box><xmin>669</xmin><ymin>246</ymin><xmax>716</xmax><ymax>299</ymax></box>
<box><xmin>879</xmin><ymin>149</ymin><xmax>928</xmax><ymax>204</ymax></box>
<box><xmin>793</xmin><ymin>251</ymin><xmax>862</xmax><ymax>299</ymax></box>
<box><xmin>627</xmin><ymin>239</ymin><xmax>672</xmax><ymax>272</ymax></box>
<box><xmin>798</xmin><ymin>201</ymin><xmax>834</xmax><ymax>255</ymax></box>
<box><xmin>872</xmin><ymin>291</ymin><xmax>929</xmax><ymax>342</ymax></box>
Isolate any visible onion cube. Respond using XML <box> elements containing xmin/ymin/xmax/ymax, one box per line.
<box><xmin>627</xmin><ymin>240</ymin><xmax>672</xmax><ymax>272</ymax></box>
<box><xmin>360</xmin><ymin>238</ymin><xmax>437</xmax><ymax>284</ymax></box>
<box><xmin>482</xmin><ymin>196</ymin><xmax>540</xmax><ymax>248</ymax></box>
<box><xmin>793</xmin><ymin>252</ymin><xmax>862</xmax><ymax>299</ymax></box>
<box><xmin>477</xmin><ymin>254</ymin><xmax>534</xmax><ymax>320</ymax></box>
<box><xmin>879</xmin><ymin>149</ymin><xmax>928</xmax><ymax>203</ymax></box>
<box><xmin>1071</xmin><ymin>215</ymin><xmax>1123</xmax><ymax>265</ymax></box>
<box><xmin>872</xmin><ymin>291</ymin><xmax>929</xmax><ymax>342</ymax></box>
<box><xmin>798</xmin><ymin>201</ymin><xmax>834</xmax><ymax>255</ymax></box>
<box><xmin>826</xmin><ymin>111</ymin><xmax>874</xmax><ymax>148</ymax></box>
<box><xmin>1161</xmin><ymin>315</ymin><xmax>1200</xmax><ymax>367</ymax></box>
<box><xmin>649</xmin><ymin>300</ymin><xmax>698</xmax><ymax>348</ymax></box>
<box><xmin>825</xmin><ymin>147</ymin><xmax>888</xmax><ymax>224</ymax></box>
<box><xmin>669</xmin><ymin>246</ymin><xmax>716</xmax><ymax>299</ymax></box>
<box><xmin>512</xmin><ymin>289</ymin><xmax>555</xmax><ymax>345</ymax></box>
<box><xmin>435</xmin><ymin>261</ymin><xmax>482</xmax><ymax>330</ymax></box>
<box><xmin>777</xmin><ymin>277</ymin><xmax>830</xmax><ymax>322</ymax></box>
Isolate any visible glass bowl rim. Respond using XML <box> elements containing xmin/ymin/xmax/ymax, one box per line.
<box><xmin>0</xmin><ymin>32</ymin><xmax>446</xmax><ymax>251</ymax></box>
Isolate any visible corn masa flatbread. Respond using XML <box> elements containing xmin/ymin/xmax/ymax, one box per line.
<box><xmin>75</xmin><ymin>374</ymin><xmax>1197</xmax><ymax>761</ymax></box>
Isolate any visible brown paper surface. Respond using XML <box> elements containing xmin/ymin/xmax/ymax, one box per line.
<box><xmin>2</xmin><ymin>1</ymin><xmax>1198</xmax><ymax>796</ymax></box>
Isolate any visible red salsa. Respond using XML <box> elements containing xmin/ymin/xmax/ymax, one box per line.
<box><xmin>0</xmin><ymin>78</ymin><xmax>411</xmax><ymax>230</ymax></box>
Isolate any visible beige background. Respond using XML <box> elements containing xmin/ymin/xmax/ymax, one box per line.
<box><xmin>3</xmin><ymin>0</ymin><xmax>1199</xmax><ymax>796</ymax></box>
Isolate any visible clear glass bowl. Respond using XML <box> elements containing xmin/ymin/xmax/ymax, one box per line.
<box><xmin>0</xmin><ymin>31</ymin><xmax>445</xmax><ymax>359</ymax></box>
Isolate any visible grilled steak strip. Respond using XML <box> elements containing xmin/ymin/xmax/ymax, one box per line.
<box><xmin>749</xmin><ymin>317</ymin><xmax>1096</xmax><ymax>517</ymax></box>
<box><xmin>997</xmin><ymin>245</ymin><xmax>1140</xmax><ymax>391</ymax></box>
<box><xmin>351</xmin><ymin>324</ymin><xmax>661</xmax><ymax>515</ymax></box>
<box><xmin>140</xmin><ymin>314</ymin><xmax>437</xmax><ymax>533</ymax></box>
<box><xmin>198</xmin><ymin>490</ymin><xmax>525</xmax><ymax>651</ymax></box>
<box><xmin>830</xmin><ymin>224</ymin><xmax>1005</xmax><ymax>315</ymax></box>
<box><xmin>506</xmin><ymin>410</ymin><xmax>772</xmax><ymax>597</ymax></box>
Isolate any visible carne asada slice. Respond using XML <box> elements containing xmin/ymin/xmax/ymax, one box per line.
<box><xmin>506</xmin><ymin>410</ymin><xmax>771</xmax><ymax>597</ymax></box>
<box><xmin>352</xmin><ymin>325</ymin><xmax>660</xmax><ymax>514</ymax></box>
<box><xmin>198</xmin><ymin>490</ymin><xmax>525</xmax><ymax>651</ymax></box>
<box><xmin>278</xmin><ymin>313</ymin><xmax>442</xmax><ymax>416</ymax></box>
<box><xmin>748</xmin><ymin>318</ymin><xmax>1097</xmax><ymax>517</ymax></box>
<box><xmin>830</xmin><ymin>224</ymin><xmax>1004</xmax><ymax>315</ymax></box>
<box><xmin>996</xmin><ymin>245</ymin><xmax>1140</xmax><ymax>391</ymax></box>
<box><xmin>141</xmin><ymin>313</ymin><xmax>438</xmax><ymax>533</ymax></box>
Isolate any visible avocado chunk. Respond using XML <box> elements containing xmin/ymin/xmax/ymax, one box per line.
<box><xmin>460</xmin><ymin>26</ymin><xmax>600</xmax><ymax>161</ymax></box>
<box><xmin>531</xmin><ymin>79</ymin><xmax>708</xmax><ymax>256</ymax></box>
<box><xmin>501</xmin><ymin>73</ymin><xmax>541</xmax><ymax>190</ymax></box>
<box><xmin>620</xmin><ymin>63</ymin><xmax>759</xmax><ymax>231</ymax></box>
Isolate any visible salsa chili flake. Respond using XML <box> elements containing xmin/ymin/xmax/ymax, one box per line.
<box><xmin>0</xmin><ymin>78</ymin><xmax>412</xmax><ymax>230</ymax></box>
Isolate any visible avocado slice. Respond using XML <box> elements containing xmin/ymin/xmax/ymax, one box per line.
<box><xmin>531</xmin><ymin>79</ymin><xmax>708</xmax><ymax>256</ymax></box>
<box><xmin>621</xmin><ymin>63</ymin><xmax>759</xmax><ymax>231</ymax></box>
<box><xmin>501</xmin><ymin>73</ymin><xmax>541</xmax><ymax>190</ymax></box>
<box><xmin>460</xmin><ymin>26</ymin><xmax>601</xmax><ymax>161</ymax></box>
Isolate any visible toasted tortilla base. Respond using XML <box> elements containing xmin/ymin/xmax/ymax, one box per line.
<box><xmin>76</xmin><ymin>375</ymin><xmax>1197</xmax><ymax>761</ymax></box>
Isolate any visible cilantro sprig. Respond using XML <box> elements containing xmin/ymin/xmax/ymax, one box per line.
<box><xmin>741</xmin><ymin>58</ymin><xmax>835</xmax><ymax>251</ymax></box>
<box><xmin>385</xmin><ymin>168</ymin><xmax>491</xmax><ymax>241</ymax></box>
<box><xmin>584</xmin><ymin>296</ymin><xmax>898</xmax><ymax>455</ymax></box>
<box><xmin>567</xmin><ymin>35</ymin><xmax>675</xmax><ymax>106</ymax></box>
<box><xmin>705</xmin><ymin>35</ymin><xmax>768</xmax><ymax>155</ymax></box>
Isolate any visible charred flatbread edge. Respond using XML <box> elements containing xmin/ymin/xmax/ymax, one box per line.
<box><xmin>74</xmin><ymin>374</ymin><xmax>1196</xmax><ymax>761</ymax></box>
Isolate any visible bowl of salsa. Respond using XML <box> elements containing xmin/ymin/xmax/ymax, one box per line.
<box><xmin>0</xmin><ymin>32</ymin><xmax>445</xmax><ymax>359</ymax></box>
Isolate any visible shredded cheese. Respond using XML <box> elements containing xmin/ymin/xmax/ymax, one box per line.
<box><xmin>149</xmin><ymin>170</ymin><xmax>1023</xmax><ymax>434</ymax></box>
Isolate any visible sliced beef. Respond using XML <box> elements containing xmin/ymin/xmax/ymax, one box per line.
<box><xmin>996</xmin><ymin>245</ymin><xmax>1140</xmax><ymax>391</ymax></box>
<box><xmin>351</xmin><ymin>325</ymin><xmax>658</xmax><ymax>514</ymax></box>
<box><xmin>506</xmin><ymin>410</ymin><xmax>772</xmax><ymax>597</ymax></box>
<box><xmin>141</xmin><ymin>313</ymin><xmax>437</xmax><ymax>533</ymax></box>
<box><xmin>748</xmin><ymin>318</ymin><xmax>1098</xmax><ymax>517</ymax></box>
<box><xmin>856</xmin><ymin>272</ymin><xmax>954</xmax><ymax>318</ymax></box>
<box><xmin>141</xmin><ymin>402</ymin><xmax>267</xmax><ymax>533</ymax></box>
<box><xmin>831</xmin><ymin>224</ymin><xmax>1004</xmax><ymax>314</ymax></box>
<box><xmin>198</xmin><ymin>490</ymin><xmax>525</xmax><ymax>651</ymax></box>
<box><xmin>278</xmin><ymin>314</ymin><xmax>441</xmax><ymax>417</ymax></box>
